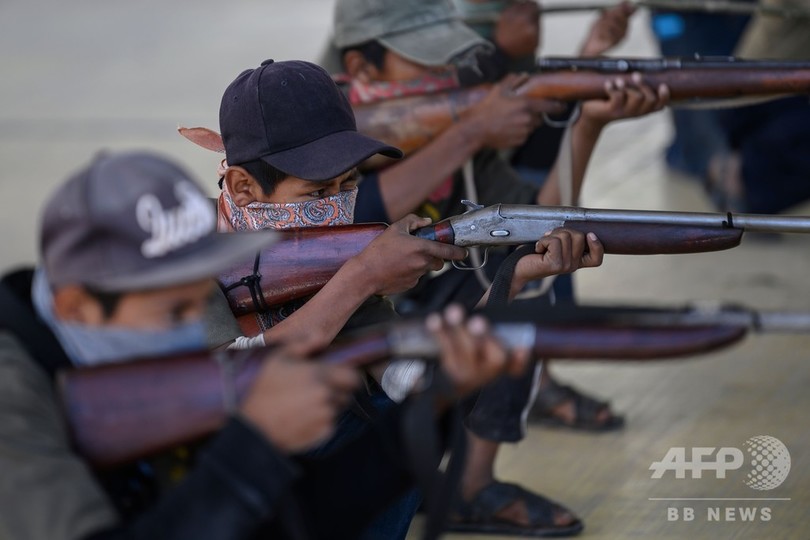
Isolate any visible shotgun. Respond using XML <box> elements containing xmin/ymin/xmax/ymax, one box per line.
<box><xmin>60</xmin><ymin>304</ymin><xmax>773</xmax><ymax>468</ymax></box>
<box><xmin>178</xmin><ymin>57</ymin><xmax>810</xmax><ymax>157</ymax></box>
<box><xmin>220</xmin><ymin>203</ymin><xmax>810</xmax><ymax>317</ymax></box>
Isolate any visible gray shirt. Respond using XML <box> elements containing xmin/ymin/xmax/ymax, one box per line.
<box><xmin>0</xmin><ymin>331</ymin><xmax>118</xmax><ymax>540</ymax></box>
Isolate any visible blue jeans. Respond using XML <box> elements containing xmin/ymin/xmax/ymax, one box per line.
<box><xmin>650</xmin><ymin>10</ymin><xmax>751</xmax><ymax>179</ymax></box>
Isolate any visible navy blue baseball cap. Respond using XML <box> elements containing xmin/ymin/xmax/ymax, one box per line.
<box><xmin>219</xmin><ymin>59</ymin><xmax>402</xmax><ymax>181</ymax></box>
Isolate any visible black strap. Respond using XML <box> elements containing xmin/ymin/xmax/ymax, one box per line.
<box><xmin>0</xmin><ymin>269</ymin><xmax>72</xmax><ymax>378</ymax></box>
<box><xmin>486</xmin><ymin>244</ymin><xmax>537</xmax><ymax>309</ymax></box>
<box><xmin>402</xmin><ymin>369</ymin><xmax>467</xmax><ymax>540</ymax></box>
<box><xmin>222</xmin><ymin>252</ymin><xmax>269</xmax><ymax>313</ymax></box>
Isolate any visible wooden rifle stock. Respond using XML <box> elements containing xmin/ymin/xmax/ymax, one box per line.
<box><xmin>552</xmin><ymin>221</ymin><xmax>742</xmax><ymax>254</ymax></box>
<box><xmin>219</xmin><ymin>223</ymin><xmax>386</xmax><ymax>317</ymax></box>
<box><xmin>58</xmin><ymin>319</ymin><xmax>745</xmax><ymax>468</ymax></box>
<box><xmin>58</xmin><ymin>349</ymin><xmax>264</xmax><ymax>469</ymax></box>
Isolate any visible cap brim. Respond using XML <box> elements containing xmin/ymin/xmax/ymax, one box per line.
<box><xmin>262</xmin><ymin>130</ymin><xmax>402</xmax><ymax>181</ymax></box>
<box><xmin>93</xmin><ymin>231</ymin><xmax>278</xmax><ymax>292</ymax></box>
<box><xmin>379</xmin><ymin>20</ymin><xmax>488</xmax><ymax>67</ymax></box>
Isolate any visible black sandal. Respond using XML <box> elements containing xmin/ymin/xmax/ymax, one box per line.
<box><xmin>447</xmin><ymin>481</ymin><xmax>584</xmax><ymax>537</ymax></box>
<box><xmin>530</xmin><ymin>380</ymin><xmax>624</xmax><ymax>432</ymax></box>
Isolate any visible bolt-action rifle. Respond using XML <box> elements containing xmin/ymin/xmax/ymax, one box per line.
<box><xmin>179</xmin><ymin>57</ymin><xmax>810</xmax><ymax>157</ymax></box>
<box><xmin>60</xmin><ymin>300</ymin><xmax>806</xmax><ymax>468</ymax></box>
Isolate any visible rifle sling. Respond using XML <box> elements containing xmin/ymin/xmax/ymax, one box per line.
<box><xmin>486</xmin><ymin>244</ymin><xmax>538</xmax><ymax>308</ymax></box>
<box><xmin>402</xmin><ymin>369</ymin><xmax>467</xmax><ymax>540</ymax></box>
<box><xmin>222</xmin><ymin>252</ymin><xmax>269</xmax><ymax>313</ymax></box>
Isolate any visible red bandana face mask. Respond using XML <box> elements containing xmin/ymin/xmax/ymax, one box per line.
<box><xmin>217</xmin><ymin>185</ymin><xmax>357</xmax><ymax>232</ymax></box>
<box><xmin>333</xmin><ymin>71</ymin><xmax>460</xmax><ymax>105</ymax></box>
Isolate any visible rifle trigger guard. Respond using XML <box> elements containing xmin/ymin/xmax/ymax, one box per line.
<box><xmin>452</xmin><ymin>247</ymin><xmax>489</xmax><ymax>271</ymax></box>
<box><xmin>543</xmin><ymin>102</ymin><xmax>581</xmax><ymax>129</ymax></box>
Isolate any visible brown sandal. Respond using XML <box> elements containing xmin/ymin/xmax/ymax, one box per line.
<box><xmin>530</xmin><ymin>379</ymin><xmax>624</xmax><ymax>432</ymax></box>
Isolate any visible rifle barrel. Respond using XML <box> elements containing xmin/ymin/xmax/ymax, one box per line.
<box><xmin>537</xmin><ymin>57</ymin><xmax>810</xmax><ymax>73</ymax></box>
<box><xmin>462</xmin><ymin>0</ymin><xmax>810</xmax><ymax>24</ymax></box>
<box><xmin>597</xmin><ymin>306</ymin><xmax>810</xmax><ymax>333</ymax></box>
<box><xmin>483</xmin><ymin>303</ymin><xmax>810</xmax><ymax>333</ymax></box>
<box><xmin>496</xmin><ymin>205</ymin><xmax>810</xmax><ymax>234</ymax></box>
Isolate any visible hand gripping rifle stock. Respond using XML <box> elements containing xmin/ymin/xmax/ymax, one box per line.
<box><xmin>59</xmin><ymin>309</ymin><xmax>756</xmax><ymax>469</ymax></box>
<box><xmin>220</xmin><ymin>204</ymin><xmax>810</xmax><ymax>318</ymax></box>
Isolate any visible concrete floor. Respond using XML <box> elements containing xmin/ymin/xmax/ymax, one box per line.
<box><xmin>2</xmin><ymin>1</ymin><xmax>808</xmax><ymax>538</ymax></box>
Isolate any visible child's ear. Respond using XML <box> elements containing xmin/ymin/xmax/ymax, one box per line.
<box><xmin>342</xmin><ymin>50</ymin><xmax>379</xmax><ymax>84</ymax></box>
<box><xmin>53</xmin><ymin>285</ymin><xmax>107</xmax><ymax>326</ymax></box>
<box><xmin>224</xmin><ymin>166</ymin><xmax>261</xmax><ymax>206</ymax></box>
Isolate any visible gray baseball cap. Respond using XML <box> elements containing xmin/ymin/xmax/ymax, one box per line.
<box><xmin>40</xmin><ymin>151</ymin><xmax>276</xmax><ymax>292</ymax></box>
<box><xmin>333</xmin><ymin>0</ymin><xmax>489</xmax><ymax>67</ymax></box>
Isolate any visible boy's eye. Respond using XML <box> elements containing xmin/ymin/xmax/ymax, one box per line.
<box><xmin>308</xmin><ymin>188</ymin><xmax>326</xmax><ymax>198</ymax></box>
<box><xmin>168</xmin><ymin>301</ymin><xmax>205</xmax><ymax>325</ymax></box>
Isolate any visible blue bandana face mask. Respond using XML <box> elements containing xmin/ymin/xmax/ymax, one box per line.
<box><xmin>31</xmin><ymin>270</ymin><xmax>207</xmax><ymax>367</ymax></box>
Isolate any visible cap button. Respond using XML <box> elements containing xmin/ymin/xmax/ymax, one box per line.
<box><xmin>261</xmin><ymin>59</ymin><xmax>275</xmax><ymax>66</ymax></box>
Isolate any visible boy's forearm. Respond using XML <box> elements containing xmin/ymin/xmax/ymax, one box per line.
<box><xmin>536</xmin><ymin>116</ymin><xmax>604</xmax><ymax>207</ymax></box>
<box><xmin>262</xmin><ymin>258</ymin><xmax>374</xmax><ymax>348</ymax></box>
<box><xmin>378</xmin><ymin>119</ymin><xmax>485</xmax><ymax>221</ymax></box>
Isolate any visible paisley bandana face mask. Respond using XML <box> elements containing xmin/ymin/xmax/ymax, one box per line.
<box><xmin>216</xmin><ymin>183</ymin><xmax>358</xmax><ymax>332</ymax></box>
<box><xmin>217</xmin><ymin>184</ymin><xmax>358</xmax><ymax>232</ymax></box>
